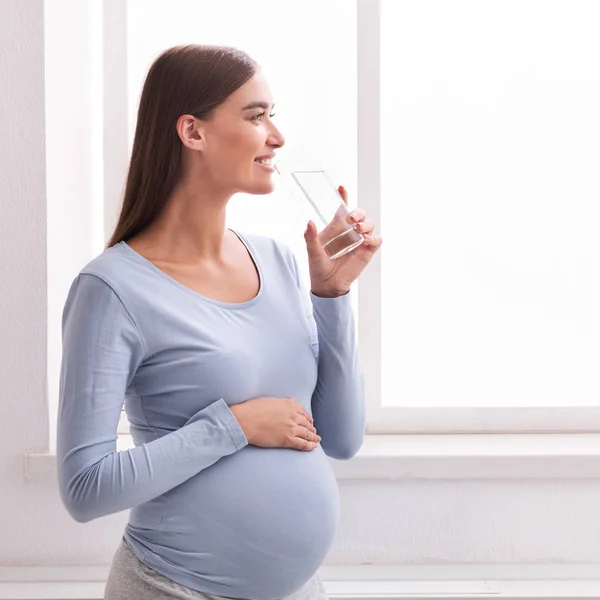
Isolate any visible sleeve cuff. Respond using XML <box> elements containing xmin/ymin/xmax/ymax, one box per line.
<box><xmin>218</xmin><ymin>399</ymin><xmax>250</xmax><ymax>450</ymax></box>
<box><xmin>185</xmin><ymin>398</ymin><xmax>249</xmax><ymax>451</ymax></box>
<box><xmin>310</xmin><ymin>290</ymin><xmax>352</xmax><ymax>324</ymax></box>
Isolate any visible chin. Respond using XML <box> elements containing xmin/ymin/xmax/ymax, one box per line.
<box><xmin>246</xmin><ymin>180</ymin><xmax>275</xmax><ymax>195</ymax></box>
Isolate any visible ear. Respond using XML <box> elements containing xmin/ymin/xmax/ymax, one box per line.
<box><xmin>177</xmin><ymin>114</ymin><xmax>205</xmax><ymax>151</ymax></box>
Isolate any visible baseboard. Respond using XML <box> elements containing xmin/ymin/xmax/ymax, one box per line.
<box><xmin>1</xmin><ymin>580</ymin><xmax>600</xmax><ymax>599</ymax></box>
<box><xmin>1</xmin><ymin>564</ymin><xmax>599</xmax><ymax>599</ymax></box>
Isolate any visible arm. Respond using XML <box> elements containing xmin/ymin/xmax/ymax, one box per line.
<box><xmin>288</xmin><ymin>252</ymin><xmax>366</xmax><ymax>460</ymax></box>
<box><xmin>57</xmin><ymin>274</ymin><xmax>248</xmax><ymax>523</ymax></box>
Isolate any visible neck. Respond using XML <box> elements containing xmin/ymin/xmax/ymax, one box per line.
<box><xmin>135</xmin><ymin>172</ymin><xmax>234</xmax><ymax>263</ymax></box>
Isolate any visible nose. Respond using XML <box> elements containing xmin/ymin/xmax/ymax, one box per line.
<box><xmin>267</xmin><ymin>122</ymin><xmax>285</xmax><ymax>149</ymax></box>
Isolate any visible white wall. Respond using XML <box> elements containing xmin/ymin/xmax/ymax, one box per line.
<box><xmin>0</xmin><ymin>0</ymin><xmax>54</xmax><ymax>559</ymax></box>
<box><xmin>1</xmin><ymin>0</ymin><xmax>599</xmax><ymax>583</ymax></box>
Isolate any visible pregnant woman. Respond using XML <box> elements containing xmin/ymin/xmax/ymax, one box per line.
<box><xmin>57</xmin><ymin>44</ymin><xmax>382</xmax><ymax>600</ymax></box>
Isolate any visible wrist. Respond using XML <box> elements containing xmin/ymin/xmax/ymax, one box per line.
<box><xmin>310</xmin><ymin>287</ymin><xmax>350</xmax><ymax>299</ymax></box>
<box><xmin>229</xmin><ymin>403</ymin><xmax>251</xmax><ymax>441</ymax></box>
<box><xmin>229</xmin><ymin>403</ymin><xmax>243</xmax><ymax>423</ymax></box>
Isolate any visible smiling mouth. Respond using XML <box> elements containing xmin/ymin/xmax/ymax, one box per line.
<box><xmin>254</xmin><ymin>157</ymin><xmax>272</xmax><ymax>166</ymax></box>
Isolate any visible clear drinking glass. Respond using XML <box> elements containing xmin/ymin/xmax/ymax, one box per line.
<box><xmin>274</xmin><ymin>152</ymin><xmax>364</xmax><ymax>259</ymax></box>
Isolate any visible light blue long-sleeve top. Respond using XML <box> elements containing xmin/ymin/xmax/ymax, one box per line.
<box><xmin>57</xmin><ymin>229</ymin><xmax>365</xmax><ymax>600</ymax></box>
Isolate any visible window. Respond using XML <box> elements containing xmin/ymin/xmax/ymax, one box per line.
<box><xmin>366</xmin><ymin>0</ymin><xmax>600</xmax><ymax>432</ymax></box>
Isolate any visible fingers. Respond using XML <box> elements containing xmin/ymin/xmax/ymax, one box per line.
<box><xmin>296</xmin><ymin>411</ymin><xmax>317</xmax><ymax>434</ymax></box>
<box><xmin>298</xmin><ymin>415</ymin><xmax>317</xmax><ymax>434</ymax></box>
<box><xmin>294</xmin><ymin>403</ymin><xmax>313</xmax><ymax>424</ymax></box>
<box><xmin>338</xmin><ymin>185</ymin><xmax>348</xmax><ymax>205</ymax></box>
<box><xmin>295</xmin><ymin>426</ymin><xmax>320</xmax><ymax>443</ymax></box>
<box><xmin>354</xmin><ymin>219</ymin><xmax>375</xmax><ymax>236</ymax></box>
<box><xmin>363</xmin><ymin>234</ymin><xmax>383</xmax><ymax>250</ymax></box>
<box><xmin>287</xmin><ymin>433</ymin><xmax>318</xmax><ymax>452</ymax></box>
<box><xmin>291</xmin><ymin>400</ymin><xmax>320</xmax><ymax>450</ymax></box>
<box><xmin>347</xmin><ymin>208</ymin><xmax>366</xmax><ymax>224</ymax></box>
<box><xmin>294</xmin><ymin>426</ymin><xmax>321</xmax><ymax>451</ymax></box>
<box><xmin>293</xmin><ymin>414</ymin><xmax>320</xmax><ymax>451</ymax></box>
<box><xmin>305</xmin><ymin>220</ymin><xmax>328</xmax><ymax>260</ymax></box>
<box><xmin>348</xmin><ymin>213</ymin><xmax>381</xmax><ymax>249</ymax></box>
<box><xmin>298</xmin><ymin>439</ymin><xmax>319</xmax><ymax>451</ymax></box>
<box><xmin>338</xmin><ymin>189</ymin><xmax>379</xmax><ymax>239</ymax></box>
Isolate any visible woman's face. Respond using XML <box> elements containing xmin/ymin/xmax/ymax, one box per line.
<box><xmin>199</xmin><ymin>71</ymin><xmax>285</xmax><ymax>196</ymax></box>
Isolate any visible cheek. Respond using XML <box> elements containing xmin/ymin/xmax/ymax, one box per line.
<box><xmin>217</xmin><ymin>129</ymin><xmax>259</xmax><ymax>167</ymax></box>
<box><xmin>206</xmin><ymin>124</ymin><xmax>268</xmax><ymax>189</ymax></box>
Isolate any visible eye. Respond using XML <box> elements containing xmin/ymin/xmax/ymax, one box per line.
<box><xmin>250</xmin><ymin>112</ymin><xmax>277</xmax><ymax>122</ymax></box>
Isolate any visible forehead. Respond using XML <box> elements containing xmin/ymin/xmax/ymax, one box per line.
<box><xmin>221</xmin><ymin>71</ymin><xmax>274</xmax><ymax>112</ymax></box>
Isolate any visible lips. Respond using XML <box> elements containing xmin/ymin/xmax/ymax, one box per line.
<box><xmin>254</xmin><ymin>152</ymin><xmax>275</xmax><ymax>166</ymax></box>
<box><xmin>254</xmin><ymin>153</ymin><xmax>276</xmax><ymax>174</ymax></box>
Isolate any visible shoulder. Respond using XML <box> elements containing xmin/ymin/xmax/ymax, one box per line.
<box><xmin>66</xmin><ymin>242</ymin><xmax>158</xmax><ymax>318</ymax></box>
<box><xmin>76</xmin><ymin>242</ymin><xmax>140</xmax><ymax>297</ymax></box>
<box><xmin>63</xmin><ymin>244</ymin><xmax>149</xmax><ymax>346</ymax></box>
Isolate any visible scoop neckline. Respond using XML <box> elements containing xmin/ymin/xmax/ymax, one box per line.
<box><xmin>117</xmin><ymin>229</ymin><xmax>264</xmax><ymax>310</ymax></box>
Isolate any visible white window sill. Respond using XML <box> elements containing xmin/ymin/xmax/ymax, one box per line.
<box><xmin>331</xmin><ymin>432</ymin><xmax>600</xmax><ymax>479</ymax></box>
<box><xmin>24</xmin><ymin>433</ymin><xmax>600</xmax><ymax>483</ymax></box>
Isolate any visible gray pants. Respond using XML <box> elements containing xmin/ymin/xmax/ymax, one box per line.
<box><xmin>104</xmin><ymin>537</ymin><xmax>329</xmax><ymax>600</ymax></box>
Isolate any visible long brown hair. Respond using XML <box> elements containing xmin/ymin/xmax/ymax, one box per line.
<box><xmin>106</xmin><ymin>45</ymin><xmax>257</xmax><ymax>249</ymax></box>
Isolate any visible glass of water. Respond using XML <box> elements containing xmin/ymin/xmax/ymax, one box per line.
<box><xmin>274</xmin><ymin>151</ymin><xmax>364</xmax><ymax>259</ymax></box>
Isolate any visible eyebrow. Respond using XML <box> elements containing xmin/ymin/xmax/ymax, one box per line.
<box><xmin>241</xmin><ymin>101</ymin><xmax>275</xmax><ymax>111</ymax></box>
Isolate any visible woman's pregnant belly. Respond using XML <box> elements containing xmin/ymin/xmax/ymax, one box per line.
<box><xmin>127</xmin><ymin>443</ymin><xmax>340</xmax><ymax>599</ymax></box>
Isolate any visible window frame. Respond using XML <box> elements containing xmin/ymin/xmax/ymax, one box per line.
<box><xmin>103</xmin><ymin>0</ymin><xmax>132</xmax><ymax>436</ymax></box>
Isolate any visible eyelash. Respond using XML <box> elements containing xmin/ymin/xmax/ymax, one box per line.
<box><xmin>250</xmin><ymin>111</ymin><xmax>276</xmax><ymax>122</ymax></box>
